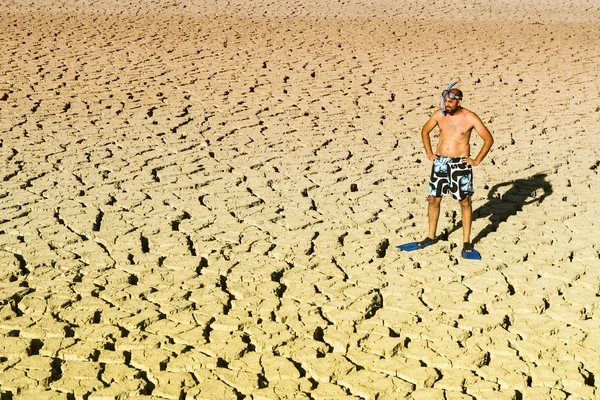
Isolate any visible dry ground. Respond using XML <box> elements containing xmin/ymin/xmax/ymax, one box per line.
<box><xmin>1</xmin><ymin>0</ymin><xmax>600</xmax><ymax>398</ymax></box>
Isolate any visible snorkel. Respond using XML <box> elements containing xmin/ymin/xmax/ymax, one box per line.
<box><xmin>441</xmin><ymin>78</ymin><xmax>460</xmax><ymax>115</ymax></box>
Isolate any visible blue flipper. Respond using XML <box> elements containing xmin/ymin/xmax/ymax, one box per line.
<box><xmin>396</xmin><ymin>238</ymin><xmax>436</xmax><ymax>252</ymax></box>
<box><xmin>396</xmin><ymin>242</ymin><xmax>420</xmax><ymax>252</ymax></box>
<box><xmin>461</xmin><ymin>245</ymin><xmax>481</xmax><ymax>260</ymax></box>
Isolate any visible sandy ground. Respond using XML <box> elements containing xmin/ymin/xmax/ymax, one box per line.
<box><xmin>1</xmin><ymin>0</ymin><xmax>600</xmax><ymax>398</ymax></box>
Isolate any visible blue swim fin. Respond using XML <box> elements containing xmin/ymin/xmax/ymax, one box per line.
<box><xmin>396</xmin><ymin>238</ymin><xmax>436</xmax><ymax>252</ymax></box>
<box><xmin>396</xmin><ymin>242</ymin><xmax>420</xmax><ymax>251</ymax></box>
<box><xmin>461</xmin><ymin>243</ymin><xmax>481</xmax><ymax>260</ymax></box>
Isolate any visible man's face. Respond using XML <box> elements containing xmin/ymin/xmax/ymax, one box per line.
<box><xmin>443</xmin><ymin>89</ymin><xmax>461</xmax><ymax>115</ymax></box>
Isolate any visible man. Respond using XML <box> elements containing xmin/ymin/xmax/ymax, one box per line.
<box><xmin>416</xmin><ymin>86</ymin><xmax>494</xmax><ymax>257</ymax></box>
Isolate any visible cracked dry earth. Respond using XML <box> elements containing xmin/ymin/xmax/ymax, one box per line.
<box><xmin>1</xmin><ymin>0</ymin><xmax>600</xmax><ymax>399</ymax></box>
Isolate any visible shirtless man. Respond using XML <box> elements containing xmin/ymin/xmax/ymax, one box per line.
<box><xmin>417</xmin><ymin>87</ymin><xmax>494</xmax><ymax>256</ymax></box>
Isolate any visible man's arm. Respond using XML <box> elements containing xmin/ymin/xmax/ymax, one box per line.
<box><xmin>421</xmin><ymin>112</ymin><xmax>440</xmax><ymax>161</ymax></box>
<box><xmin>465</xmin><ymin>114</ymin><xmax>493</xmax><ymax>166</ymax></box>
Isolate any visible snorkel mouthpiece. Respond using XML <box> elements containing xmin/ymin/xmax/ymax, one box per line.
<box><xmin>441</xmin><ymin>79</ymin><xmax>460</xmax><ymax>115</ymax></box>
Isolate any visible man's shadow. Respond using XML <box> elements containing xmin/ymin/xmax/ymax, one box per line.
<box><xmin>442</xmin><ymin>173</ymin><xmax>553</xmax><ymax>245</ymax></box>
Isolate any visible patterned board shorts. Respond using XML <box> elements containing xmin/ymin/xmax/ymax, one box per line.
<box><xmin>428</xmin><ymin>155</ymin><xmax>473</xmax><ymax>201</ymax></box>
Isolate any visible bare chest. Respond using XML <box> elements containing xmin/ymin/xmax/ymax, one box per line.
<box><xmin>439</xmin><ymin>115</ymin><xmax>472</xmax><ymax>136</ymax></box>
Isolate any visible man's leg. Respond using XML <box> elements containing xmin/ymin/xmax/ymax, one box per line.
<box><xmin>460</xmin><ymin>196</ymin><xmax>472</xmax><ymax>244</ymax></box>
<box><xmin>427</xmin><ymin>196</ymin><xmax>442</xmax><ymax>240</ymax></box>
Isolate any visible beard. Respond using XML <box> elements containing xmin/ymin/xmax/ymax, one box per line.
<box><xmin>445</xmin><ymin>105</ymin><xmax>459</xmax><ymax>115</ymax></box>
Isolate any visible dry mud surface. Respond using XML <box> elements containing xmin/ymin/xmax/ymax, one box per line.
<box><xmin>1</xmin><ymin>0</ymin><xmax>600</xmax><ymax>399</ymax></box>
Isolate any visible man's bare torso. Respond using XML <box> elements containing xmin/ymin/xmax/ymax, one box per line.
<box><xmin>435</xmin><ymin>107</ymin><xmax>475</xmax><ymax>158</ymax></box>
